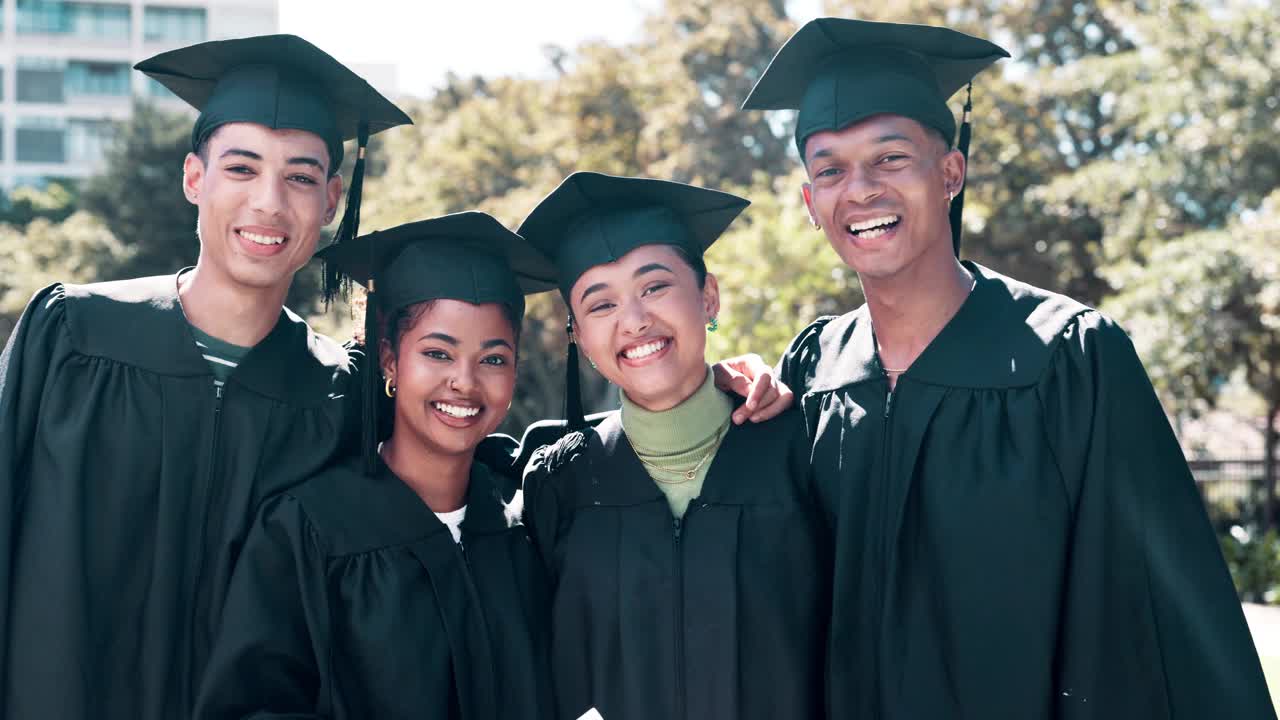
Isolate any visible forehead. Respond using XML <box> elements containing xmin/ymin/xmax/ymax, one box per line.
<box><xmin>406</xmin><ymin>298</ymin><xmax>515</xmax><ymax>338</ymax></box>
<box><xmin>205</xmin><ymin>122</ymin><xmax>330</xmax><ymax>160</ymax></box>
<box><xmin>570</xmin><ymin>243</ymin><xmax>688</xmax><ymax>292</ymax></box>
<box><xmin>804</xmin><ymin>114</ymin><xmax>935</xmax><ymax>161</ymax></box>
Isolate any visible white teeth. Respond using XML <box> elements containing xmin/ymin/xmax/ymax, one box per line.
<box><xmin>623</xmin><ymin>339</ymin><xmax>668</xmax><ymax>360</ymax></box>
<box><xmin>847</xmin><ymin>215</ymin><xmax>900</xmax><ymax>234</ymax></box>
<box><xmin>241</xmin><ymin>230</ymin><xmax>285</xmax><ymax>245</ymax></box>
<box><xmin>433</xmin><ymin>402</ymin><xmax>480</xmax><ymax>419</ymax></box>
<box><xmin>857</xmin><ymin>226</ymin><xmax>891</xmax><ymax>240</ymax></box>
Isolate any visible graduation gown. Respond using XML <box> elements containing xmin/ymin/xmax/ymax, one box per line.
<box><xmin>523</xmin><ymin>409</ymin><xmax>830</xmax><ymax>720</ymax></box>
<box><xmin>0</xmin><ymin>277</ymin><xmax>352</xmax><ymax>720</ymax></box>
<box><xmin>193</xmin><ymin>456</ymin><xmax>553</xmax><ymax>720</ymax></box>
<box><xmin>778</xmin><ymin>261</ymin><xmax>1275</xmax><ymax>719</ymax></box>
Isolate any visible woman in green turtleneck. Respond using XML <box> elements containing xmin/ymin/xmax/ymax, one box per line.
<box><xmin>519</xmin><ymin>173</ymin><xmax>831</xmax><ymax>720</ymax></box>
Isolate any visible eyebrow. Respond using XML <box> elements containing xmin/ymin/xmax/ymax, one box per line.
<box><xmin>578</xmin><ymin>262</ymin><xmax>676</xmax><ymax>304</ymax></box>
<box><xmin>219</xmin><ymin>147</ymin><xmax>326</xmax><ymax>171</ymax></box>
<box><xmin>420</xmin><ymin>332</ymin><xmax>458</xmax><ymax>345</ymax></box>
<box><xmin>874</xmin><ymin>133</ymin><xmax>915</xmax><ymax>145</ymax></box>
<box><xmin>420</xmin><ymin>333</ymin><xmax>513</xmax><ymax>351</ymax></box>
<box><xmin>807</xmin><ymin>133</ymin><xmax>917</xmax><ymax>163</ymax></box>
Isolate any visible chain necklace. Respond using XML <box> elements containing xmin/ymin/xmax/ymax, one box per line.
<box><xmin>626</xmin><ymin>424</ymin><xmax>727</xmax><ymax>484</ymax></box>
<box><xmin>877</xmin><ymin>270</ymin><xmax>978</xmax><ymax>377</ymax></box>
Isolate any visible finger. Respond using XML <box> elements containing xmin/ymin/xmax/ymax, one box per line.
<box><xmin>749</xmin><ymin>383</ymin><xmax>794</xmax><ymax>423</ymax></box>
<box><xmin>743</xmin><ymin>374</ymin><xmax>776</xmax><ymax>412</ymax></box>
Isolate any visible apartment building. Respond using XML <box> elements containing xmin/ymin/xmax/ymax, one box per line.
<box><xmin>0</xmin><ymin>0</ymin><xmax>279</xmax><ymax>190</ymax></box>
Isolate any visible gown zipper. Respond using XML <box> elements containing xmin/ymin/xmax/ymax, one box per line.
<box><xmin>672</xmin><ymin>515</ymin><xmax>685</xmax><ymax>720</ymax></box>
<box><xmin>184</xmin><ymin>382</ymin><xmax>224</xmax><ymax>707</ymax></box>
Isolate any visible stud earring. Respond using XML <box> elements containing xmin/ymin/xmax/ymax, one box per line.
<box><xmin>948</xmin><ymin>191</ymin><xmax>955</xmax><ymax>203</ymax></box>
<box><xmin>707</xmin><ymin>317</ymin><xmax>719</xmax><ymax>333</ymax></box>
<box><xmin>810</xmin><ymin>218</ymin><xmax>821</xmax><ymax>230</ymax></box>
<box><xmin>384</xmin><ymin>378</ymin><xmax>396</xmax><ymax>398</ymax></box>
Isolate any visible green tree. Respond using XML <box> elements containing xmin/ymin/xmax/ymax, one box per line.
<box><xmin>79</xmin><ymin>102</ymin><xmax>199</xmax><ymax>281</ymax></box>
<box><xmin>0</xmin><ymin>212</ymin><xmax>134</xmax><ymax>339</ymax></box>
<box><xmin>1105</xmin><ymin>192</ymin><xmax>1280</xmax><ymax>520</ymax></box>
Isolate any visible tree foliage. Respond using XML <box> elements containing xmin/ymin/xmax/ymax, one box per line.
<box><xmin>1</xmin><ymin>0</ymin><xmax>1276</xmax><ymax>454</ymax></box>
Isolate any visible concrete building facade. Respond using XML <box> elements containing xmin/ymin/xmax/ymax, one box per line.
<box><xmin>0</xmin><ymin>0</ymin><xmax>278</xmax><ymax>190</ymax></box>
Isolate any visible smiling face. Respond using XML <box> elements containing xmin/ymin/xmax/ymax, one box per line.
<box><xmin>381</xmin><ymin>299</ymin><xmax>518</xmax><ymax>459</ymax></box>
<box><xmin>569</xmin><ymin>243</ymin><xmax>719</xmax><ymax>412</ymax></box>
<box><xmin>802</xmin><ymin>114</ymin><xmax>964</xmax><ymax>282</ymax></box>
<box><xmin>182</xmin><ymin>122</ymin><xmax>343</xmax><ymax>297</ymax></box>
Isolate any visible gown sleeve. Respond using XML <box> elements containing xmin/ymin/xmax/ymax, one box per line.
<box><xmin>0</xmin><ymin>284</ymin><xmax>68</xmax><ymax>687</ymax></box>
<box><xmin>775</xmin><ymin>315</ymin><xmax>834</xmax><ymax>394</ymax></box>
<box><xmin>521</xmin><ymin>432</ymin><xmax>587</xmax><ymax>573</ymax></box>
<box><xmin>1041</xmin><ymin>310</ymin><xmax>1275</xmax><ymax>718</ymax></box>
<box><xmin>193</xmin><ymin>494</ymin><xmax>333</xmax><ymax>720</ymax></box>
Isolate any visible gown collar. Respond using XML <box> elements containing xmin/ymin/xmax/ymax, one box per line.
<box><xmin>807</xmin><ymin>262</ymin><xmax>1089</xmax><ymax>393</ymax></box>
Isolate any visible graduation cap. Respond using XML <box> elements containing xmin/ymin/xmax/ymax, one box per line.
<box><xmin>135</xmin><ymin>34</ymin><xmax>413</xmax><ymax>294</ymax></box>
<box><xmin>316</xmin><ymin>212</ymin><xmax>557</xmax><ymax>475</ymax></box>
<box><xmin>742</xmin><ymin>18</ymin><xmax>1009</xmax><ymax>255</ymax></box>
<box><xmin>517</xmin><ymin>172</ymin><xmax>750</xmax><ymax>430</ymax></box>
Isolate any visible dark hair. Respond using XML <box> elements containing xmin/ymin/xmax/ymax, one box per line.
<box><xmin>194</xmin><ymin>125</ymin><xmax>340</xmax><ymax>178</ymax></box>
<box><xmin>668</xmin><ymin>244</ymin><xmax>708</xmax><ymax>289</ymax></box>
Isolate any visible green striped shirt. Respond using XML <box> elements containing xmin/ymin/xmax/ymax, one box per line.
<box><xmin>189</xmin><ymin>324</ymin><xmax>252</xmax><ymax>389</ymax></box>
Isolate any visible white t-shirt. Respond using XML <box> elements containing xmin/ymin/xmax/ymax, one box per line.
<box><xmin>435</xmin><ymin>506</ymin><xmax>467</xmax><ymax>545</ymax></box>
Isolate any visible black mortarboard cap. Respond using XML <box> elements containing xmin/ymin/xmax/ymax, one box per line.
<box><xmin>316</xmin><ymin>212</ymin><xmax>556</xmax><ymax>475</ymax></box>
<box><xmin>517</xmin><ymin>172</ymin><xmax>749</xmax><ymax>430</ymax></box>
<box><xmin>518</xmin><ymin>172</ymin><xmax>750</xmax><ymax>302</ymax></box>
<box><xmin>136</xmin><ymin>34</ymin><xmax>413</xmax><ymax>295</ymax></box>
<box><xmin>743</xmin><ymin>19</ymin><xmax>1008</xmax><ymax>255</ymax></box>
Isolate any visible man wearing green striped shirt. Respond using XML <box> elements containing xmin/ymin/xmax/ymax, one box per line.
<box><xmin>0</xmin><ymin>36</ymin><xmax>408</xmax><ymax>720</ymax></box>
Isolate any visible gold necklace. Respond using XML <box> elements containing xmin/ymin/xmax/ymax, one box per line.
<box><xmin>876</xmin><ymin>270</ymin><xmax>977</xmax><ymax>377</ymax></box>
<box><xmin>627</xmin><ymin>425</ymin><xmax>726</xmax><ymax>484</ymax></box>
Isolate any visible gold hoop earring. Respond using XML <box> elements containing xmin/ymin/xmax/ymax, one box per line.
<box><xmin>384</xmin><ymin>378</ymin><xmax>395</xmax><ymax>398</ymax></box>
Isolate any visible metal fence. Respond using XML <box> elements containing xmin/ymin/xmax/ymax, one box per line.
<box><xmin>1192</xmin><ymin>459</ymin><xmax>1271</xmax><ymax>529</ymax></box>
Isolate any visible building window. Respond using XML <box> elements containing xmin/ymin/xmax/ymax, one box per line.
<box><xmin>144</xmin><ymin>6</ymin><xmax>207</xmax><ymax>43</ymax></box>
<box><xmin>16</xmin><ymin>1</ymin><xmax>131</xmax><ymax>41</ymax></box>
<box><xmin>67</xmin><ymin>119</ymin><xmax>115</xmax><ymax>166</ymax></box>
<box><xmin>16</xmin><ymin>57</ymin><xmax>65</xmax><ymax>104</ymax></box>
<box><xmin>66</xmin><ymin>62</ymin><xmax>131</xmax><ymax>97</ymax></box>
<box><xmin>16</xmin><ymin>117</ymin><xmax>66</xmax><ymax>164</ymax></box>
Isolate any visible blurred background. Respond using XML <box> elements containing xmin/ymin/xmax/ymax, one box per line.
<box><xmin>1</xmin><ymin>0</ymin><xmax>1278</xmax><ymax>651</ymax></box>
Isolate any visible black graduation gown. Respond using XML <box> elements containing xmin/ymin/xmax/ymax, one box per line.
<box><xmin>778</xmin><ymin>261</ymin><xmax>1275</xmax><ymax>719</ymax></box>
<box><xmin>0</xmin><ymin>277</ymin><xmax>352</xmax><ymax>720</ymax></box>
<box><xmin>193</xmin><ymin>456</ymin><xmax>553</xmax><ymax>720</ymax></box>
<box><xmin>523</xmin><ymin>409</ymin><xmax>830</xmax><ymax>720</ymax></box>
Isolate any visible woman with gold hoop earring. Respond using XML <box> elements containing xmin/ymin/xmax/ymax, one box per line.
<box><xmin>518</xmin><ymin>173</ymin><xmax>830</xmax><ymax>720</ymax></box>
<box><xmin>195</xmin><ymin>213</ymin><xmax>558</xmax><ymax>720</ymax></box>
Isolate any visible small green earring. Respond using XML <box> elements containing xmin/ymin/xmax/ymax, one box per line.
<box><xmin>707</xmin><ymin>317</ymin><xmax>719</xmax><ymax>333</ymax></box>
<box><xmin>589</xmin><ymin>358</ymin><xmax>597</xmax><ymax>370</ymax></box>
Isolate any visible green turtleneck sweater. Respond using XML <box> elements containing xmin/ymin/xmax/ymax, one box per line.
<box><xmin>620</xmin><ymin>367</ymin><xmax>734</xmax><ymax>518</ymax></box>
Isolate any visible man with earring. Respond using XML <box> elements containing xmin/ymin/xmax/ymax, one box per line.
<box><xmin>738</xmin><ymin>17</ymin><xmax>1273</xmax><ymax>718</ymax></box>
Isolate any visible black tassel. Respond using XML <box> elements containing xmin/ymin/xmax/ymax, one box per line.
<box><xmin>323</xmin><ymin>120</ymin><xmax>371</xmax><ymax>308</ymax></box>
<box><xmin>949</xmin><ymin>83</ymin><xmax>973</xmax><ymax>257</ymax></box>
<box><xmin>565</xmin><ymin>316</ymin><xmax>586</xmax><ymax>431</ymax></box>
<box><xmin>362</xmin><ymin>284</ymin><xmax>380</xmax><ymax>476</ymax></box>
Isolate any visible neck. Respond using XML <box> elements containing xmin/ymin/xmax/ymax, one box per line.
<box><xmin>380</xmin><ymin>434</ymin><xmax>471</xmax><ymax>513</ymax></box>
<box><xmin>625</xmin><ymin>363</ymin><xmax>711</xmax><ymax>413</ymax></box>
<box><xmin>862</xmin><ymin>255</ymin><xmax>973</xmax><ymax>375</ymax></box>
<box><xmin>179</xmin><ymin>263</ymin><xmax>289</xmax><ymax>347</ymax></box>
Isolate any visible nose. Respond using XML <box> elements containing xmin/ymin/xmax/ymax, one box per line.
<box><xmin>449</xmin><ymin>362</ymin><xmax>476</xmax><ymax>394</ymax></box>
<box><xmin>842</xmin><ymin>164</ymin><xmax>884</xmax><ymax>207</ymax></box>
<box><xmin>619</xmin><ymin>297</ymin><xmax>652</xmax><ymax>336</ymax></box>
<box><xmin>249</xmin><ymin>174</ymin><xmax>288</xmax><ymax>218</ymax></box>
